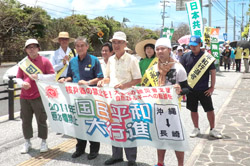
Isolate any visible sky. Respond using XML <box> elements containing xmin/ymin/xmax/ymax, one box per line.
<box><xmin>17</xmin><ymin>0</ymin><xmax>250</xmax><ymax>42</ymax></box>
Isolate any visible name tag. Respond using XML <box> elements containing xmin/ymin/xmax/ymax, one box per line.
<box><xmin>85</xmin><ymin>67</ymin><xmax>90</xmax><ymax>71</ymax></box>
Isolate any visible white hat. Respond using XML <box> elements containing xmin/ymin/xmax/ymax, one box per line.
<box><xmin>110</xmin><ymin>31</ymin><xmax>127</xmax><ymax>42</ymax></box>
<box><xmin>177</xmin><ymin>46</ymin><xmax>183</xmax><ymax>50</ymax></box>
<box><xmin>24</xmin><ymin>39</ymin><xmax>40</xmax><ymax>49</ymax></box>
<box><xmin>155</xmin><ymin>38</ymin><xmax>172</xmax><ymax>50</ymax></box>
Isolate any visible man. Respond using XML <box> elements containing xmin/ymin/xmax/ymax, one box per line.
<box><xmin>180</xmin><ymin>35</ymin><xmax>222</xmax><ymax>139</ymax></box>
<box><xmin>144</xmin><ymin>38</ymin><xmax>189</xmax><ymax>166</ymax></box>
<box><xmin>58</xmin><ymin>36</ymin><xmax>103</xmax><ymax>160</ymax></box>
<box><xmin>100</xmin><ymin>42</ymin><xmax>113</xmax><ymax>77</ymax></box>
<box><xmin>243</xmin><ymin>48</ymin><xmax>249</xmax><ymax>73</ymax></box>
<box><xmin>97</xmin><ymin>31</ymin><xmax>141</xmax><ymax>166</ymax></box>
<box><xmin>16</xmin><ymin>39</ymin><xmax>55</xmax><ymax>154</ymax></box>
<box><xmin>175</xmin><ymin>46</ymin><xmax>184</xmax><ymax>62</ymax></box>
<box><xmin>52</xmin><ymin>32</ymin><xmax>75</xmax><ymax>80</ymax></box>
<box><xmin>221</xmin><ymin>44</ymin><xmax>231</xmax><ymax>71</ymax></box>
<box><xmin>235</xmin><ymin>47</ymin><xmax>243</xmax><ymax>72</ymax></box>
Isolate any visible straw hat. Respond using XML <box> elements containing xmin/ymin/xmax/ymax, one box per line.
<box><xmin>135</xmin><ymin>39</ymin><xmax>156</xmax><ymax>59</ymax></box>
<box><xmin>52</xmin><ymin>32</ymin><xmax>75</xmax><ymax>43</ymax></box>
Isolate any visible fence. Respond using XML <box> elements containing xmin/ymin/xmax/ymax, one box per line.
<box><xmin>0</xmin><ymin>76</ymin><xmax>21</xmax><ymax>120</ymax></box>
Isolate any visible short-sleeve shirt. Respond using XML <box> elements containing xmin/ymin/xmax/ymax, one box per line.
<box><xmin>151</xmin><ymin>62</ymin><xmax>187</xmax><ymax>85</ymax></box>
<box><xmin>180</xmin><ymin>51</ymin><xmax>215</xmax><ymax>91</ymax></box>
<box><xmin>16</xmin><ymin>55</ymin><xmax>55</xmax><ymax>99</ymax></box>
<box><xmin>106</xmin><ymin>52</ymin><xmax>142</xmax><ymax>87</ymax></box>
<box><xmin>235</xmin><ymin>47</ymin><xmax>243</xmax><ymax>59</ymax></box>
<box><xmin>67</xmin><ymin>54</ymin><xmax>103</xmax><ymax>84</ymax></box>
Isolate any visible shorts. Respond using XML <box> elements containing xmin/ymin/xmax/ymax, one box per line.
<box><xmin>186</xmin><ymin>90</ymin><xmax>214</xmax><ymax>112</ymax></box>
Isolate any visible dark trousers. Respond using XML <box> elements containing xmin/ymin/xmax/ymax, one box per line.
<box><xmin>76</xmin><ymin>138</ymin><xmax>100</xmax><ymax>153</ymax></box>
<box><xmin>235</xmin><ymin>59</ymin><xmax>241</xmax><ymax>72</ymax></box>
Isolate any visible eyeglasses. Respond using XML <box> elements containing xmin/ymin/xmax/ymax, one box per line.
<box><xmin>26</xmin><ymin>45</ymin><xmax>38</xmax><ymax>49</ymax></box>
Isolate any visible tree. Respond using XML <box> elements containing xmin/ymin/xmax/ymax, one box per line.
<box><xmin>171</xmin><ymin>23</ymin><xmax>190</xmax><ymax>44</ymax></box>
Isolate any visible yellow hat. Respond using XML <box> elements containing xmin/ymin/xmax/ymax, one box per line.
<box><xmin>52</xmin><ymin>32</ymin><xmax>75</xmax><ymax>43</ymax></box>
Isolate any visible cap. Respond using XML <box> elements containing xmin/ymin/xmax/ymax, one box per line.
<box><xmin>110</xmin><ymin>31</ymin><xmax>127</xmax><ymax>42</ymax></box>
<box><xmin>24</xmin><ymin>39</ymin><xmax>40</xmax><ymax>49</ymax></box>
<box><xmin>189</xmin><ymin>35</ymin><xmax>201</xmax><ymax>46</ymax></box>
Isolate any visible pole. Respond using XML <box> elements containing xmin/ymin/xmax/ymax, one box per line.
<box><xmin>208</xmin><ymin>0</ymin><xmax>211</xmax><ymax>27</ymax></box>
<box><xmin>234</xmin><ymin>4</ymin><xmax>236</xmax><ymax>40</ymax></box>
<box><xmin>8</xmin><ymin>76</ymin><xmax>14</xmax><ymax>120</ymax></box>
<box><xmin>225</xmin><ymin>0</ymin><xmax>228</xmax><ymax>34</ymax></box>
<box><xmin>241</xmin><ymin>3</ymin><xmax>245</xmax><ymax>40</ymax></box>
<box><xmin>161</xmin><ymin>0</ymin><xmax>166</xmax><ymax>28</ymax></box>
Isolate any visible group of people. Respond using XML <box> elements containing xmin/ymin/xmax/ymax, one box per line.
<box><xmin>220</xmin><ymin>44</ymin><xmax>250</xmax><ymax>73</ymax></box>
<box><xmin>16</xmin><ymin>31</ymin><xmax>223</xmax><ymax>166</ymax></box>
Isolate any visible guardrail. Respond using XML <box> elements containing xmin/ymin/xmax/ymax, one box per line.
<box><xmin>0</xmin><ymin>76</ymin><xmax>21</xmax><ymax>120</ymax></box>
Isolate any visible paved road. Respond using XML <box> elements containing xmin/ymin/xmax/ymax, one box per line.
<box><xmin>0</xmin><ymin>66</ymin><xmax>244</xmax><ymax>166</ymax></box>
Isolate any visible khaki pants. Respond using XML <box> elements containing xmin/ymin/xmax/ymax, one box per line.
<box><xmin>20</xmin><ymin>97</ymin><xmax>48</xmax><ymax>139</ymax></box>
<box><xmin>243</xmin><ymin>59</ymin><xmax>249</xmax><ymax>73</ymax></box>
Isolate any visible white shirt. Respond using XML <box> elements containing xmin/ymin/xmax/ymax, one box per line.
<box><xmin>106</xmin><ymin>52</ymin><xmax>142</xmax><ymax>87</ymax></box>
<box><xmin>100</xmin><ymin>59</ymin><xmax>107</xmax><ymax>78</ymax></box>
<box><xmin>51</xmin><ymin>47</ymin><xmax>72</xmax><ymax>77</ymax></box>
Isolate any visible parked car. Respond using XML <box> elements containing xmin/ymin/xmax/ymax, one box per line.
<box><xmin>2</xmin><ymin>51</ymin><xmax>55</xmax><ymax>83</ymax></box>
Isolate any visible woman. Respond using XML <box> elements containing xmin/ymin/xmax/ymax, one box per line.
<box><xmin>145</xmin><ymin>38</ymin><xmax>189</xmax><ymax>166</ymax></box>
<box><xmin>135</xmin><ymin>39</ymin><xmax>157</xmax><ymax>86</ymax></box>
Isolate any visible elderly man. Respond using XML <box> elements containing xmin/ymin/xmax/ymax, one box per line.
<box><xmin>16</xmin><ymin>39</ymin><xmax>55</xmax><ymax>154</ymax></box>
<box><xmin>58</xmin><ymin>36</ymin><xmax>103</xmax><ymax>160</ymax></box>
<box><xmin>97</xmin><ymin>31</ymin><xmax>141</xmax><ymax>166</ymax></box>
<box><xmin>180</xmin><ymin>35</ymin><xmax>222</xmax><ymax>139</ymax></box>
<box><xmin>52</xmin><ymin>32</ymin><xmax>75</xmax><ymax>80</ymax></box>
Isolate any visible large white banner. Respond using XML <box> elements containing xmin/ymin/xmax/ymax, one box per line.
<box><xmin>36</xmin><ymin>81</ymin><xmax>189</xmax><ymax>151</ymax></box>
<box><xmin>186</xmin><ymin>0</ymin><xmax>204</xmax><ymax>40</ymax></box>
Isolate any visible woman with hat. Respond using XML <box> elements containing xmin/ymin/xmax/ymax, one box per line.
<box><xmin>51</xmin><ymin>32</ymin><xmax>76</xmax><ymax>80</ymax></box>
<box><xmin>135</xmin><ymin>39</ymin><xmax>157</xmax><ymax>86</ymax></box>
<box><xmin>221</xmin><ymin>44</ymin><xmax>231</xmax><ymax>71</ymax></box>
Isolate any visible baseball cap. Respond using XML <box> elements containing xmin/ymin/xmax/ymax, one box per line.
<box><xmin>177</xmin><ymin>46</ymin><xmax>183</xmax><ymax>50</ymax></box>
<box><xmin>189</xmin><ymin>35</ymin><xmax>201</xmax><ymax>46</ymax></box>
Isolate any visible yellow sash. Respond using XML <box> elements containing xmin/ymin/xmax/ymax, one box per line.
<box><xmin>187</xmin><ymin>52</ymin><xmax>215</xmax><ymax>88</ymax></box>
<box><xmin>18</xmin><ymin>56</ymin><xmax>43</xmax><ymax>78</ymax></box>
<box><xmin>56</xmin><ymin>50</ymin><xmax>75</xmax><ymax>80</ymax></box>
<box><xmin>141</xmin><ymin>57</ymin><xmax>158</xmax><ymax>86</ymax></box>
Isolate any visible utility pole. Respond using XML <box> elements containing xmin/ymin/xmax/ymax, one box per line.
<box><xmin>72</xmin><ymin>8</ymin><xmax>75</xmax><ymax>15</ymax></box>
<box><xmin>208</xmin><ymin>0</ymin><xmax>211</xmax><ymax>27</ymax></box>
<box><xmin>234</xmin><ymin>4</ymin><xmax>236</xmax><ymax>41</ymax></box>
<box><xmin>241</xmin><ymin>3</ymin><xmax>246</xmax><ymax>40</ymax></box>
<box><xmin>161</xmin><ymin>0</ymin><xmax>169</xmax><ymax>28</ymax></box>
<box><xmin>225</xmin><ymin>0</ymin><xmax>228</xmax><ymax>34</ymax></box>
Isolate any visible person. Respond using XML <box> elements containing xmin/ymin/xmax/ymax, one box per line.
<box><xmin>235</xmin><ymin>46</ymin><xmax>243</xmax><ymax>72</ymax></box>
<box><xmin>16</xmin><ymin>39</ymin><xmax>55</xmax><ymax>154</ymax></box>
<box><xmin>100</xmin><ymin>42</ymin><xmax>113</xmax><ymax>77</ymax></box>
<box><xmin>221</xmin><ymin>44</ymin><xmax>231</xmax><ymax>71</ymax></box>
<box><xmin>180</xmin><ymin>35</ymin><xmax>222</xmax><ymax>139</ymax></box>
<box><xmin>243</xmin><ymin>48</ymin><xmax>249</xmax><ymax>73</ymax></box>
<box><xmin>135</xmin><ymin>39</ymin><xmax>157</xmax><ymax>86</ymax></box>
<box><xmin>230</xmin><ymin>47</ymin><xmax>235</xmax><ymax>70</ymax></box>
<box><xmin>143</xmin><ymin>38</ymin><xmax>189</xmax><ymax>166</ymax></box>
<box><xmin>58</xmin><ymin>36</ymin><xmax>103</xmax><ymax>160</ymax></box>
<box><xmin>175</xmin><ymin>46</ymin><xmax>184</xmax><ymax>62</ymax></box>
<box><xmin>97</xmin><ymin>31</ymin><xmax>141</xmax><ymax>166</ymax></box>
<box><xmin>51</xmin><ymin>32</ymin><xmax>75</xmax><ymax>80</ymax></box>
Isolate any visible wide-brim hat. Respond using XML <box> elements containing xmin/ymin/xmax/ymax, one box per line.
<box><xmin>24</xmin><ymin>39</ymin><xmax>40</xmax><ymax>49</ymax></box>
<box><xmin>109</xmin><ymin>31</ymin><xmax>128</xmax><ymax>42</ymax></box>
<box><xmin>52</xmin><ymin>32</ymin><xmax>75</xmax><ymax>43</ymax></box>
<box><xmin>135</xmin><ymin>39</ymin><xmax>156</xmax><ymax>58</ymax></box>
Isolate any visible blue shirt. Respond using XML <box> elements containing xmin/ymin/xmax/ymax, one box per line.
<box><xmin>180</xmin><ymin>51</ymin><xmax>215</xmax><ymax>90</ymax></box>
<box><xmin>67</xmin><ymin>54</ymin><xmax>103</xmax><ymax>84</ymax></box>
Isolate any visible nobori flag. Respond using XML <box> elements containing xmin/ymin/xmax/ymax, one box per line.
<box><xmin>186</xmin><ymin>0</ymin><xmax>203</xmax><ymax>40</ymax></box>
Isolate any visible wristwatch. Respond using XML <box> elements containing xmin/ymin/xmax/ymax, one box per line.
<box><xmin>87</xmin><ymin>81</ymin><xmax>91</xmax><ymax>85</ymax></box>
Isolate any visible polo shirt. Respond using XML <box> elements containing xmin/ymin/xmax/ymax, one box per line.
<box><xmin>16</xmin><ymin>55</ymin><xmax>55</xmax><ymax>99</ymax></box>
<box><xmin>67</xmin><ymin>54</ymin><xmax>103</xmax><ymax>84</ymax></box>
<box><xmin>106</xmin><ymin>52</ymin><xmax>141</xmax><ymax>87</ymax></box>
<box><xmin>180</xmin><ymin>50</ymin><xmax>215</xmax><ymax>91</ymax></box>
<box><xmin>235</xmin><ymin>47</ymin><xmax>243</xmax><ymax>60</ymax></box>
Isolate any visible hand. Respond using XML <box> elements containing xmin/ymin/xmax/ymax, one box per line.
<box><xmin>97</xmin><ymin>80</ymin><xmax>104</xmax><ymax>87</ymax></box>
<box><xmin>204</xmin><ymin>87</ymin><xmax>214</xmax><ymax>96</ymax></box>
<box><xmin>173</xmin><ymin>84</ymin><xmax>181</xmax><ymax>95</ymax></box>
<box><xmin>78</xmin><ymin>80</ymin><xmax>88</xmax><ymax>85</ymax></box>
<box><xmin>63</xmin><ymin>56</ymin><xmax>69</xmax><ymax>65</ymax></box>
<box><xmin>22</xmin><ymin>82</ymin><xmax>31</xmax><ymax>90</ymax></box>
<box><xmin>30</xmin><ymin>74</ymin><xmax>38</xmax><ymax>80</ymax></box>
<box><xmin>58</xmin><ymin>78</ymin><xmax>65</xmax><ymax>83</ymax></box>
<box><xmin>114</xmin><ymin>83</ymin><xmax>126</xmax><ymax>90</ymax></box>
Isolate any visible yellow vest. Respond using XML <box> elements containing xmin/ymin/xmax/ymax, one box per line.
<box><xmin>235</xmin><ymin>47</ymin><xmax>243</xmax><ymax>59</ymax></box>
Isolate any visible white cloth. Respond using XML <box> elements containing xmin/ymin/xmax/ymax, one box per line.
<box><xmin>99</xmin><ymin>59</ymin><xmax>107</xmax><ymax>78</ymax></box>
<box><xmin>51</xmin><ymin>47</ymin><xmax>72</xmax><ymax>77</ymax></box>
<box><xmin>106</xmin><ymin>52</ymin><xmax>141</xmax><ymax>87</ymax></box>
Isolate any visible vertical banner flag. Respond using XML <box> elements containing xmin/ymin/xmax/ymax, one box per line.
<box><xmin>204</xmin><ymin>27</ymin><xmax>212</xmax><ymax>46</ymax></box>
<box><xmin>210</xmin><ymin>28</ymin><xmax>220</xmax><ymax>63</ymax></box>
<box><xmin>186</xmin><ymin>0</ymin><xmax>203</xmax><ymax>40</ymax></box>
<box><xmin>162</xmin><ymin>27</ymin><xmax>175</xmax><ymax>40</ymax></box>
